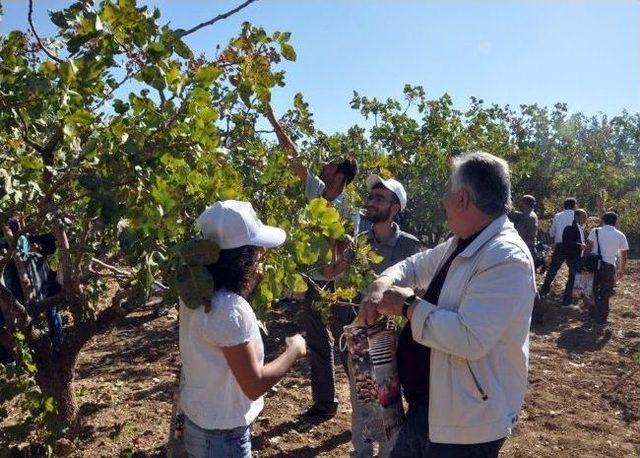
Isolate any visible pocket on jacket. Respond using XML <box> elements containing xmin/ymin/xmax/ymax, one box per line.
<box><xmin>447</xmin><ymin>358</ymin><xmax>498</xmax><ymax>427</ymax></box>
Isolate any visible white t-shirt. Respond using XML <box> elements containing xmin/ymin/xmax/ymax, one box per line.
<box><xmin>549</xmin><ymin>209</ymin><xmax>575</xmax><ymax>243</ymax></box>
<box><xmin>587</xmin><ymin>225</ymin><xmax>629</xmax><ymax>266</ymax></box>
<box><xmin>179</xmin><ymin>289</ymin><xmax>264</xmax><ymax>430</ymax></box>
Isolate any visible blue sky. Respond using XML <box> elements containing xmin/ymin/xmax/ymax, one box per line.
<box><xmin>2</xmin><ymin>0</ymin><xmax>638</xmax><ymax>133</ymax></box>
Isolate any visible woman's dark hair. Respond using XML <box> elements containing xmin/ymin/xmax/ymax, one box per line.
<box><xmin>205</xmin><ymin>245</ymin><xmax>260</xmax><ymax>295</ymax></box>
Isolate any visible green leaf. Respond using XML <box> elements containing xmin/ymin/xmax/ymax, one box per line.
<box><xmin>238</xmin><ymin>80</ymin><xmax>253</xmax><ymax>108</ymax></box>
<box><xmin>40</xmin><ymin>60</ymin><xmax>57</xmax><ymax>75</ymax></box>
<box><xmin>49</xmin><ymin>11</ymin><xmax>68</xmax><ymax>28</ymax></box>
<box><xmin>173</xmin><ymin>239</ymin><xmax>220</xmax><ymax>311</ymax></box>
<box><xmin>59</xmin><ymin>60</ymin><xmax>77</xmax><ymax>83</ymax></box>
<box><xmin>146</xmin><ymin>42</ymin><xmax>166</xmax><ymax>60</ymax></box>
<box><xmin>194</xmin><ymin>65</ymin><xmax>222</xmax><ymax>86</ymax></box>
<box><xmin>113</xmin><ymin>99</ymin><xmax>130</xmax><ymax>114</ymax></box>
<box><xmin>280</xmin><ymin>43</ymin><xmax>296</xmax><ymax>61</ymax></box>
<box><xmin>291</xmin><ymin>273</ymin><xmax>307</xmax><ymax>293</ymax></box>
<box><xmin>139</xmin><ymin>65</ymin><xmax>166</xmax><ymax>91</ymax></box>
<box><xmin>43</xmin><ymin>397</ymin><xmax>56</xmax><ymax>413</ymax></box>
<box><xmin>174</xmin><ymin>39</ymin><xmax>193</xmax><ymax>59</ymax></box>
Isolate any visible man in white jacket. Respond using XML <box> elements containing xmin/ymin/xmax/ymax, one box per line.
<box><xmin>359</xmin><ymin>151</ymin><xmax>536</xmax><ymax>457</ymax></box>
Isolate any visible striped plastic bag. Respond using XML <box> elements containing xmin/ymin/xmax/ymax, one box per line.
<box><xmin>341</xmin><ymin>319</ymin><xmax>405</xmax><ymax>443</ymax></box>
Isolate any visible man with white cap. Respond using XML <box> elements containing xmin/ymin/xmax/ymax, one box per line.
<box><xmin>179</xmin><ymin>200</ymin><xmax>306</xmax><ymax>458</ymax></box>
<box><xmin>362</xmin><ymin>175</ymin><xmax>422</xmax><ymax>271</ymax></box>
<box><xmin>322</xmin><ymin>175</ymin><xmax>422</xmax><ymax>457</ymax></box>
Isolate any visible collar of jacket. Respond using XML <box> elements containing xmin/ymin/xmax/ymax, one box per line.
<box><xmin>366</xmin><ymin>222</ymin><xmax>400</xmax><ymax>247</ymax></box>
<box><xmin>456</xmin><ymin>214</ymin><xmax>510</xmax><ymax>259</ymax></box>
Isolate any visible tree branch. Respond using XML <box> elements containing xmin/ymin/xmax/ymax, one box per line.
<box><xmin>53</xmin><ymin>224</ymin><xmax>85</xmax><ymax>322</ymax></box>
<box><xmin>90</xmin><ymin>258</ymin><xmax>168</xmax><ymax>291</ymax></box>
<box><xmin>14</xmin><ymin>108</ymin><xmax>46</xmax><ymax>155</ymax></box>
<box><xmin>28</xmin><ymin>0</ymin><xmax>64</xmax><ymax>64</ymax></box>
<box><xmin>0</xmin><ymin>284</ymin><xmax>33</xmax><ymax>336</ymax></box>
<box><xmin>27</xmin><ymin>292</ymin><xmax>65</xmax><ymax>316</ymax></box>
<box><xmin>93</xmin><ymin>67</ymin><xmax>142</xmax><ymax>110</ymax></box>
<box><xmin>179</xmin><ymin>0</ymin><xmax>260</xmax><ymax>37</ymax></box>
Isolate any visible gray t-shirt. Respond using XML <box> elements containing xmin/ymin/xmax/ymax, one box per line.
<box><xmin>364</xmin><ymin>222</ymin><xmax>423</xmax><ymax>274</ymax></box>
<box><xmin>304</xmin><ymin>171</ymin><xmax>360</xmax><ymax>231</ymax></box>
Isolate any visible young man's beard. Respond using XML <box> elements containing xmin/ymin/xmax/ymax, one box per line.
<box><xmin>366</xmin><ymin>207</ymin><xmax>392</xmax><ymax>223</ymax></box>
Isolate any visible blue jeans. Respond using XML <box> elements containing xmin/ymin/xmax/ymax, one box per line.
<box><xmin>45</xmin><ymin>305</ymin><xmax>62</xmax><ymax>351</ymax></box>
<box><xmin>183</xmin><ymin>416</ymin><xmax>252</xmax><ymax>458</ymax></box>
<box><xmin>390</xmin><ymin>392</ymin><xmax>429</xmax><ymax>458</ymax></box>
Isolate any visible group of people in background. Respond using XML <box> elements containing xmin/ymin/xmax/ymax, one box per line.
<box><xmin>510</xmin><ymin>195</ymin><xmax>629</xmax><ymax>326</ymax></box>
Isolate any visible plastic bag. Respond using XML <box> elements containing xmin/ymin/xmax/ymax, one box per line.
<box><xmin>341</xmin><ymin>319</ymin><xmax>404</xmax><ymax>443</ymax></box>
<box><xmin>572</xmin><ymin>272</ymin><xmax>594</xmax><ymax>299</ymax></box>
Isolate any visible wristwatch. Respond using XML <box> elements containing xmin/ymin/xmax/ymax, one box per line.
<box><xmin>402</xmin><ymin>294</ymin><xmax>417</xmax><ymax>319</ymax></box>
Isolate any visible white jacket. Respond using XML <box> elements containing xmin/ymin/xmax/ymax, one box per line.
<box><xmin>382</xmin><ymin>214</ymin><xmax>536</xmax><ymax>444</ymax></box>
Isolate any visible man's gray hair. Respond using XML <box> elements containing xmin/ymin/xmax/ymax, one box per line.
<box><xmin>449</xmin><ymin>151</ymin><xmax>512</xmax><ymax>216</ymax></box>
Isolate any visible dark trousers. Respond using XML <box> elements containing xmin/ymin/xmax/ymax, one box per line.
<box><xmin>45</xmin><ymin>305</ymin><xmax>63</xmax><ymax>351</ymax></box>
<box><xmin>299</xmin><ymin>281</ymin><xmax>355</xmax><ymax>410</ymax></box>
<box><xmin>390</xmin><ymin>392</ymin><xmax>429</xmax><ymax>458</ymax></box>
<box><xmin>540</xmin><ymin>244</ymin><xmax>578</xmax><ymax>302</ymax></box>
<box><xmin>427</xmin><ymin>438</ymin><xmax>506</xmax><ymax>458</ymax></box>
<box><xmin>389</xmin><ymin>391</ymin><xmax>505</xmax><ymax>458</ymax></box>
<box><xmin>562</xmin><ymin>256</ymin><xmax>581</xmax><ymax>305</ymax></box>
<box><xmin>592</xmin><ymin>263</ymin><xmax>616</xmax><ymax>324</ymax></box>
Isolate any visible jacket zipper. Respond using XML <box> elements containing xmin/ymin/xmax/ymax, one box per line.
<box><xmin>466</xmin><ymin>361</ymin><xmax>488</xmax><ymax>401</ymax></box>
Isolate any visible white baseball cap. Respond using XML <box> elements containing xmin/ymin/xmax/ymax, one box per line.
<box><xmin>197</xmin><ymin>200</ymin><xmax>286</xmax><ymax>250</ymax></box>
<box><xmin>365</xmin><ymin>175</ymin><xmax>407</xmax><ymax>211</ymax></box>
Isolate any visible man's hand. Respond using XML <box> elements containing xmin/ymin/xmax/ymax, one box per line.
<box><xmin>376</xmin><ymin>286</ymin><xmax>415</xmax><ymax>317</ymax></box>
<box><xmin>358</xmin><ymin>276</ymin><xmax>393</xmax><ymax>325</ymax></box>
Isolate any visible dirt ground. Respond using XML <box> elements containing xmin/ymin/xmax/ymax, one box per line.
<box><xmin>1</xmin><ymin>261</ymin><xmax>638</xmax><ymax>457</ymax></box>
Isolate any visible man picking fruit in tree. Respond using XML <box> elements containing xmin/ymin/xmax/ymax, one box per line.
<box><xmin>265</xmin><ymin>104</ymin><xmax>360</xmax><ymax>420</ymax></box>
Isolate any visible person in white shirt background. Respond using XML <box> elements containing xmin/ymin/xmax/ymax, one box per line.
<box><xmin>584</xmin><ymin>211</ymin><xmax>629</xmax><ymax>325</ymax></box>
<box><xmin>540</xmin><ymin>197</ymin><xmax>578</xmax><ymax>298</ymax></box>
<box><xmin>179</xmin><ymin>200</ymin><xmax>307</xmax><ymax>458</ymax></box>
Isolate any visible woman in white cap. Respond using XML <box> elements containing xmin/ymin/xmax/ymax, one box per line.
<box><xmin>179</xmin><ymin>200</ymin><xmax>306</xmax><ymax>458</ymax></box>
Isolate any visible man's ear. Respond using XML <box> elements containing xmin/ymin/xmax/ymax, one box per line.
<box><xmin>458</xmin><ymin>189</ymin><xmax>471</xmax><ymax>210</ymax></box>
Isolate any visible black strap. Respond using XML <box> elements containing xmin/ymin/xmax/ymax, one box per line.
<box><xmin>595</xmin><ymin>229</ymin><xmax>601</xmax><ymax>257</ymax></box>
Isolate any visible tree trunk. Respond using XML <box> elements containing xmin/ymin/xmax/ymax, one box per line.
<box><xmin>34</xmin><ymin>351</ymin><xmax>81</xmax><ymax>437</ymax></box>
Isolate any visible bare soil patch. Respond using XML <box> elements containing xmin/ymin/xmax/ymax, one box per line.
<box><xmin>2</xmin><ymin>261</ymin><xmax>638</xmax><ymax>457</ymax></box>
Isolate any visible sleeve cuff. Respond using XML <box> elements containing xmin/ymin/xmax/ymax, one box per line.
<box><xmin>410</xmin><ymin>299</ymin><xmax>437</xmax><ymax>343</ymax></box>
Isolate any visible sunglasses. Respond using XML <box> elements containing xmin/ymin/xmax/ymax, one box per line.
<box><xmin>367</xmin><ymin>193</ymin><xmax>392</xmax><ymax>204</ymax></box>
